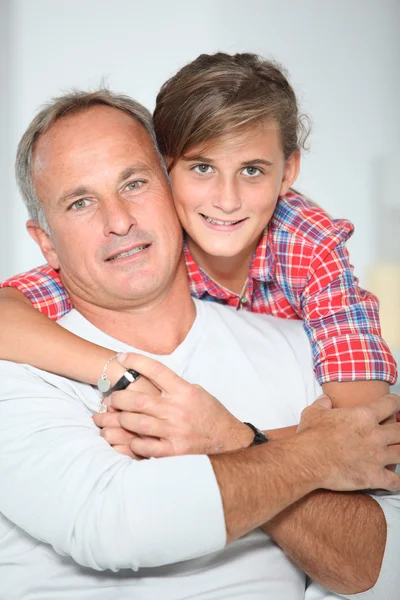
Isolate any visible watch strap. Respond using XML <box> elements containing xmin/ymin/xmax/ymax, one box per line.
<box><xmin>103</xmin><ymin>368</ymin><xmax>141</xmax><ymax>397</ymax></box>
<box><xmin>244</xmin><ymin>422</ymin><xmax>269</xmax><ymax>446</ymax></box>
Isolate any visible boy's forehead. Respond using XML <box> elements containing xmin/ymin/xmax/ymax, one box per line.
<box><xmin>182</xmin><ymin>120</ymin><xmax>281</xmax><ymax>159</ymax></box>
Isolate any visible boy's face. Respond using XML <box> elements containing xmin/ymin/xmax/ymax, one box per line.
<box><xmin>169</xmin><ymin>121</ymin><xmax>300</xmax><ymax>265</ymax></box>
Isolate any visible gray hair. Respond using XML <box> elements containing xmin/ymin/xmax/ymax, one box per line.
<box><xmin>15</xmin><ymin>88</ymin><xmax>167</xmax><ymax>232</ymax></box>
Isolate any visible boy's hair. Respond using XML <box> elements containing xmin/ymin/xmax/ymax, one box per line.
<box><xmin>153</xmin><ymin>52</ymin><xmax>311</xmax><ymax>167</ymax></box>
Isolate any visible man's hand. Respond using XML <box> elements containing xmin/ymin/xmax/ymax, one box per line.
<box><xmin>297</xmin><ymin>394</ymin><xmax>400</xmax><ymax>492</ymax></box>
<box><xmin>93</xmin><ymin>353</ymin><xmax>253</xmax><ymax>458</ymax></box>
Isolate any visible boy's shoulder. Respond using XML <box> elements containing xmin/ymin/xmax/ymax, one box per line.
<box><xmin>270</xmin><ymin>191</ymin><xmax>354</xmax><ymax>248</ymax></box>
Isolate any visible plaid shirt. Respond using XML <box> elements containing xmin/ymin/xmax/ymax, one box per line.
<box><xmin>1</xmin><ymin>192</ymin><xmax>397</xmax><ymax>386</ymax></box>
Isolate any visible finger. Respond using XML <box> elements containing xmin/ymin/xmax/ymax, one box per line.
<box><xmin>117</xmin><ymin>352</ymin><xmax>186</xmax><ymax>394</ymax></box>
<box><xmin>367</xmin><ymin>394</ymin><xmax>400</xmax><ymax>424</ymax></box>
<box><xmin>110</xmin><ymin>391</ymin><xmax>161</xmax><ymax>415</ymax></box>
<box><xmin>112</xmin><ymin>445</ymin><xmax>137</xmax><ymax>459</ymax></box>
<box><xmin>381</xmin><ymin>422</ymin><xmax>400</xmax><ymax>446</ymax></box>
<box><xmin>379</xmin><ymin>470</ymin><xmax>400</xmax><ymax>493</ymax></box>
<box><xmin>101</xmin><ymin>427</ymin><xmax>135</xmax><ymax>446</ymax></box>
<box><xmin>311</xmin><ymin>395</ymin><xmax>333</xmax><ymax>410</ymax></box>
<box><xmin>93</xmin><ymin>412</ymin><xmax>121</xmax><ymax>428</ymax></box>
<box><xmin>384</xmin><ymin>444</ymin><xmax>400</xmax><ymax>466</ymax></box>
<box><xmin>130</xmin><ymin>436</ymin><xmax>171</xmax><ymax>459</ymax></box>
<box><xmin>118</xmin><ymin>411</ymin><xmax>169</xmax><ymax>438</ymax></box>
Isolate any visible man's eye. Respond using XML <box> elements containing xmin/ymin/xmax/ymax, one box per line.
<box><xmin>242</xmin><ymin>166</ymin><xmax>262</xmax><ymax>177</ymax></box>
<box><xmin>125</xmin><ymin>180</ymin><xmax>144</xmax><ymax>191</ymax></box>
<box><xmin>70</xmin><ymin>198</ymin><xmax>90</xmax><ymax>210</ymax></box>
<box><xmin>192</xmin><ymin>164</ymin><xmax>213</xmax><ymax>175</ymax></box>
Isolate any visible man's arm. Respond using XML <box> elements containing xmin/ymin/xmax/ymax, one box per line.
<box><xmin>99</xmin><ymin>352</ymin><xmax>400</xmax><ymax>598</ymax></box>
<box><xmin>264</xmin><ymin>491</ymin><xmax>386</xmax><ymax>595</ymax></box>
<box><xmin>1</xmin><ymin>361</ymin><xmax>400</xmax><ymax>579</ymax></box>
<box><xmin>0</xmin><ymin>362</ymin><xmax>227</xmax><ymax>570</ymax></box>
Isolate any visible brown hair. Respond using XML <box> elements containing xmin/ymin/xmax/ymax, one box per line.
<box><xmin>153</xmin><ymin>52</ymin><xmax>310</xmax><ymax>168</ymax></box>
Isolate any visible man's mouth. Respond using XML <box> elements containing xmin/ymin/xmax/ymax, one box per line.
<box><xmin>106</xmin><ymin>244</ymin><xmax>150</xmax><ymax>261</ymax></box>
<box><xmin>201</xmin><ymin>214</ymin><xmax>245</xmax><ymax>226</ymax></box>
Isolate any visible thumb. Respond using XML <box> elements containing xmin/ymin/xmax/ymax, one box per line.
<box><xmin>311</xmin><ymin>394</ymin><xmax>333</xmax><ymax>410</ymax></box>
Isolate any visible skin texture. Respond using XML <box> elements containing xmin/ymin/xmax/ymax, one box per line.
<box><xmin>28</xmin><ymin>106</ymin><xmax>195</xmax><ymax>356</ymax></box>
<box><xmin>169</xmin><ymin>123</ymin><xmax>300</xmax><ymax>291</ymax></box>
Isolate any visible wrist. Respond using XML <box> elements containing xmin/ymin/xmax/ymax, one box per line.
<box><xmin>289</xmin><ymin>431</ymin><xmax>330</xmax><ymax>491</ymax></box>
<box><xmin>106</xmin><ymin>358</ymin><xmax>128</xmax><ymax>386</ymax></box>
<box><xmin>229</xmin><ymin>422</ymin><xmax>257</xmax><ymax>451</ymax></box>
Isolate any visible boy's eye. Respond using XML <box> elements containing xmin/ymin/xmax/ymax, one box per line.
<box><xmin>242</xmin><ymin>166</ymin><xmax>261</xmax><ymax>177</ymax></box>
<box><xmin>192</xmin><ymin>164</ymin><xmax>213</xmax><ymax>175</ymax></box>
<box><xmin>70</xmin><ymin>198</ymin><xmax>90</xmax><ymax>210</ymax></box>
<box><xmin>125</xmin><ymin>180</ymin><xmax>145</xmax><ymax>191</ymax></box>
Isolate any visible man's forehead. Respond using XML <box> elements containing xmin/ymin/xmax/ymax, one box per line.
<box><xmin>33</xmin><ymin>105</ymin><xmax>154</xmax><ymax>170</ymax></box>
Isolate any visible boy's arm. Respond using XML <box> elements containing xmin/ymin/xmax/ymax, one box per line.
<box><xmin>300</xmin><ymin>238</ymin><xmax>397</xmax><ymax>389</ymax></box>
<box><xmin>0</xmin><ymin>286</ymin><xmax>125</xmax><ymax>385</ymax></box>
<box><xmin>323</xmin><ymin>379</ymin><xmax>390</xmax><ymax>407</ymax></box>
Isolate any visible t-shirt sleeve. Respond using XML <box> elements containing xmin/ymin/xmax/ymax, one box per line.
<box><xmin>0</xmin><ymin>265</ymin><xmax>72</xmax><ymax>320</ymax></box>
<box><xmin>0</xmin><ymin>361</ymin><xmax>226</xmax><ymax>571</ymax></box>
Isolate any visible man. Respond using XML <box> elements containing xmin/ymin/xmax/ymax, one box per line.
<box><xmin>0</xmin><ymin>90</ymin><xmax>399</xmax><ymax>600</ymax></box>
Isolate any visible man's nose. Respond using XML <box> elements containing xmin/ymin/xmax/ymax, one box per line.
<box><xmin>211</xmin><ymin>177</ymin><xmax>242</xmax><ymax>214</ymax></box>
<box><xmin>102</xmin><ymin>195</ymin><xmax>137</xmax><ymax>236</ymax></box>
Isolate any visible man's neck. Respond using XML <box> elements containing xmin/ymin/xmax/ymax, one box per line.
<box><xmin>70</xmin><ymin>266</ymin><xmax>196</xmax><ymax>355</ymax></box>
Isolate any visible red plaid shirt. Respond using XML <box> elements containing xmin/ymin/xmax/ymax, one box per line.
<box><xmin>1</xmin><ymin>191</ymin><xmax>397</xmax><ymax>386</ymax></box>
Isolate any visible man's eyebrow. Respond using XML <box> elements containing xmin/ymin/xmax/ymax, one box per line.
<box><xmin>58</xmin><ymin>186</ymin><xmax>91</xmax><ymax>207</ymax></box>
<box><xmin>57</xmin><ymin>165</ymin><xmax>153</xmax><ymax>207</ymax></box>
<box><xmin>118</xmin><ymin>164</ymin><xmax>153</xmax><ymax>182</ymax></box>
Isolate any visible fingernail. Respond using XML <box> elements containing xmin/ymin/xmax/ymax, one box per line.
<box><xmin>117</xmin><ymin>353</ymin><xmax>127</xmax><ymax>363</ymax></box>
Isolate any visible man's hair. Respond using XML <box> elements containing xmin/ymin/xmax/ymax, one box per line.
<box><xmin>153</xmin><ymin>52</ymin><xmax>311</xmax><ymax>168</ymax></box>
<box><xmin>16</xmin><ymin>88</ymin><xmax>162</xmax><ymax>232</ymax></box>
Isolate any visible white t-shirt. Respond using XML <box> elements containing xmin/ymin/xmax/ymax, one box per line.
<box><xmin>0</xmin><ymin>300</ymin><xmax>398</xmax><ymax>600</ymax></box>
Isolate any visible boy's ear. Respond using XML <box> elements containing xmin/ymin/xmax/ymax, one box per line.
<box><xmin>279</xmin><ymin>151</ymin><xmax>301</xmax><ymax>197</ymax></box>
<box><xmin>26</xmin><ymin>220</ymin><xmax>60</xmax><ymax>270</ymax></box>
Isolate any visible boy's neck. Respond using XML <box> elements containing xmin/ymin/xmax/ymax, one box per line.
<box><xmin>187</xmin><ymin>237</ymin><xmax>257</xmax><ymax>295</ymax></box>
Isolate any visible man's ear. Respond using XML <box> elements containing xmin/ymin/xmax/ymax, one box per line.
<box><xmin>279</xmin><ymin>151</ymin><xmax>301</xmax><ymax>197</ymax></box>
<box><xmin>26</xmin><ymin>220</ymin><xmax>60</xmax><ymax>270</ymax></box>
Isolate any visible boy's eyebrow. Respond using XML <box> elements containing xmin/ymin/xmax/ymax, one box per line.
<box><xmin>180</xmin><ymin>156</ymin><xmax>274</xmax><ymax>167</ymax></box>
<box><xmin>240</xmin><ymin>159</ymin><xmax>274</xmax><ymax>167</ymax></box>
<box><xmin>180</xmin><ymin>154</ymin><xmax>214</xmax><ymax>163</ymax></box>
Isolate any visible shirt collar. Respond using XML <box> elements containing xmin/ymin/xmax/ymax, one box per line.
<box><xmin>183</xmin><ymin>228</ymin><xmax>274</xmax><ymax>300</ymax></box>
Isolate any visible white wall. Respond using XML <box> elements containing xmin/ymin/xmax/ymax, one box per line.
<box><xmin>1</xmin><ymin>0</ymin><xmax>399</xmax><ymax>284</ymax></box>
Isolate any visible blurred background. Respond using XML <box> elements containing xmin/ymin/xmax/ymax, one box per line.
<box><xmin>0</xmin><ymin>0</ymin><xmax>399</xmax><ymax>369</ymax></box>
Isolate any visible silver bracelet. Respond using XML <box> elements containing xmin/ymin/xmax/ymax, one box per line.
<box><xmin>97</xmin><ymin>353</ymin><xmax>121</xmax><ymax>393</ymax></box>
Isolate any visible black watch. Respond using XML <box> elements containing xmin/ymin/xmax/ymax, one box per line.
<box><xmin>244</xmin><ymin>422</ymin><xmax>269</xmax><ymax>446</ymax></box>
<box><xmin>103</xmin><ymin>369</ymin><xmax>141</xmax><ymax>397</ymax></box>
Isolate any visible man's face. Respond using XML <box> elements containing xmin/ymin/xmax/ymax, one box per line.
<box><xmin>31</xmin><ymin>106</ymin><xmax>183</xmax><ymax>310</ymax></box>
